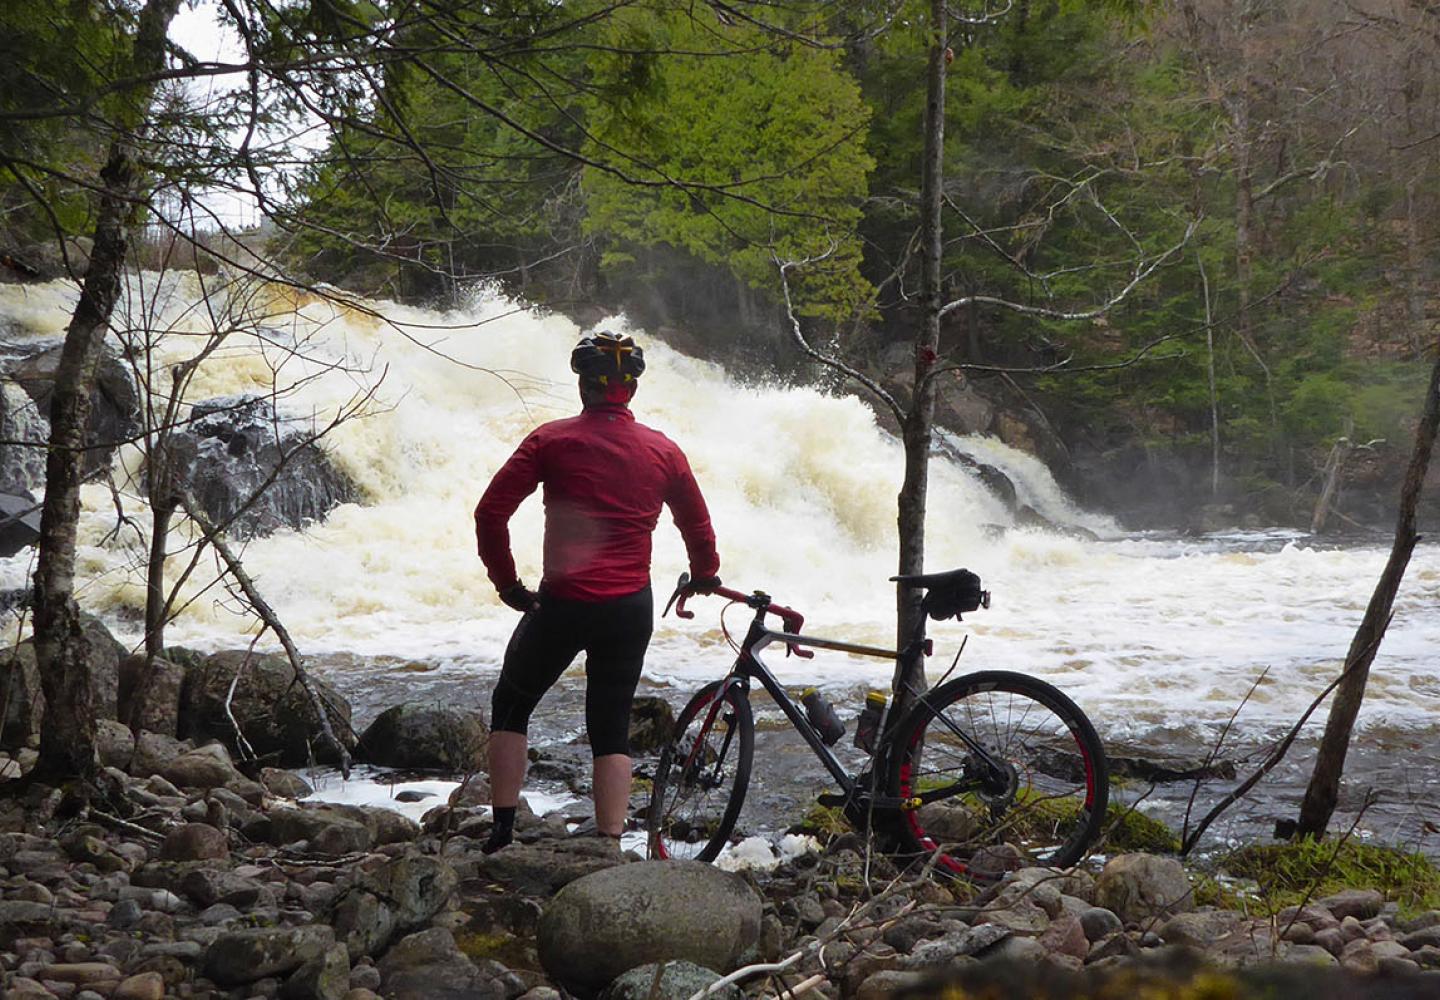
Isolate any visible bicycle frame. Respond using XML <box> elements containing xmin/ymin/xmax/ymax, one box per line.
<box><xmin>685</xmin><ymin>588</ymin><xmax>1017</xmax><ymax>815</ymax></box>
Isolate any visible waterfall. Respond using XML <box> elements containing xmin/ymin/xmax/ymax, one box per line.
<box><xmin>1</xmin><ymin>274</ymin><xmax>1438</xmax><ymax>745</ymax></box>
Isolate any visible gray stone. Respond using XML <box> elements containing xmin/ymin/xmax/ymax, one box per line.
<box><xmin>1402</xmin><ymin>925</ymin><xmax>1440</xmax><ymax>950</ymax></box>
<box><xmin>107</xmin><ymin>899</ymin><xmax>143</xmax><ymax>929</ymax></box>
<box><xmin>117</xmin><ymin>654</ymin><xmax>185</xmax><ymax>738</ymax></box>
<box><xmin>261</xmin><ymin>768</ymin><xmax>314</xmax><ymax>800</ymax></box>
<box><xmin>538</xmin><ymin>860</ymin><xmax>762</xmax><ymax>996</ymax></box>
<box><xmin>855</xmin><ymin>970</ymin><xmax>932</xmax><ymax>1000</ymax></box>
<box><xmin>266</xmin><ymin>806</ymin><xmax>372</xmax><ymax>854</ymax></box>
<box><xmin>1318</xmin><ymin>889</ymin><xmax>1383</xmax><ymax>921</ymax></box>
<box><xmin>356</xmin><ymin>702</ymin><xmax>487</xmax><ymax>771</ymax></box>
<box><xmin>179</xmin><ymin>649</ymin><xmax>353</xmax><ymax>766</ymax></box>
<box><xmin>459</xmin><ymin>837</ymin><xmax>624</xmax><ymax>896</ymax></box>
<box><xmin>376</xmin><ymin>927</ymin><xmax>492</xmax><ymax>1000</ymax></box>
<box><xmin>161</xmin><ymin>743</ymin><xmax>246</xmax><ymax>790</ymax></box>
<box><xmin>600</xmin><ymin>961</ymin><xmax>740</xmax><ymax>1000</ymax></box>
<box><xmin>202</xmin><ymin>925</ymin><xmax>336</xmax><ymax>985</ymax></box>
<box><xmin>279</xmin><ymin>942</ymin><xmax>350</xmax><ymax>1000</ymax></box>
<box><xmin>0</xmin><ymin>644</ymin><xmax>42</xmax><ymax>750</ymax></box>
<box><xmin>1079</xmin><ymin>906</ymin><xmax>1122</xmax><ymax>942</ymax></box>
<box><xmin>1158</xmin><ymin>909</ymin><xmax>1246</xmax><ymax>949</ymax></box>
<box><xmin>331</xmin><ymin>853</ymin><xmax>458</xmax><ymax>960</ymax></box>
<box><xmin>160</xmin><ymin>822</ymin><xmax>229</xmax><ymax>861</ymax></box>
<box><xmin>1093</xmin><ymin>853</ymin><xmax>1193</xmax><ymax>923</ymax></box>
<box><xmin>179</xmin><ymin>868</ymin><xmax>265</xmax><ymax>908</ymax></box>
<box><xmin>902</xmin><ymin>924</ymin><xmax>1011</xmax><ymax>969</ymax></box>
<box><xmin>984</xmin><ymin>935</ymin><xmax>1048</xmax><ymax>963</ymax></box>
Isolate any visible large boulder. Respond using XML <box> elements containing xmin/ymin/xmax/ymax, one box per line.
<box><xmin>167</xmin><ymin>394</ymin><xmax>355</xmax><ymax>539</ymax></box>
<box><xmin>457</xmin><ymin>837</ymin><xmax>623</xmax><ymax>896</ymax></box>
<box><xmin>0</xmin><ymin>491</ymin><xmax>41</xmax><ymax>558</ymax></box>
<box><xmin>0</xmin><ymin>614</ymin><xmax>124</xmax><ymax>748</ymax></box>
<box><xmin>160</xmin><ymin>742</ymin><xmax>247</xmax><ymax>790</ymax></box>
<box><xmin>0</xmin><ymin>642</ymin><xmax>42</xmax><ymax>750</ymax></box>
<box><xmin>330</xmin><ymin>853</ymin><xmax>459</xmax><ymax>960</ymax></box>
<box><xmin>377</xmin><ymin>927</ymin><xmax>518</xmax><ymax>1000</ymax></box>
<box><xmin>178</xmin><ymin>649</ymin><xmax>353</xmax><ymax>766</ymax></box>
<box><xmin>538</xmin><ymin>860</ymin><xmax>762</xmax><ymax>997</ymax></box>
<box><xmin>1094</xmin><ymin>853</ymin><xmax>1195</xmax><ymax>924</ymax></box>
<box><xmin>8</xmin><ymin>344</ymin><xmax>138</xmax><ymax>475</ymax></box>
<box><xmin>118</xmin><ymin>653</ymin><xmax>185</xmax><ymax>737</ymax></box>
<box><xmin>357</xmin><ymin>702</ymin><xmax>487</xmax><ymax>771</ymax></box>
<box><xmin>0</xmin><ymin>381</ymin><xmax>47</xmax><ymax>496</ymax></box>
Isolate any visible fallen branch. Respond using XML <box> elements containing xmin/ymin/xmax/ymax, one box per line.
<box><xmin>178</xmin><ymin>487</ymin><xmax>352</xmax><ymax>779</ymax></box>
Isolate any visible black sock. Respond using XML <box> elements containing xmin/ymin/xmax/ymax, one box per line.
<box><xmin>483</xmin><ymin>806</ymin><xmax>516</xmax><ymax>854</ymax></box>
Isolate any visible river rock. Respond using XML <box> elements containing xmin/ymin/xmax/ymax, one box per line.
<box><xmin>0</xmin><ymin>381</ymin><xmax>47</xmax><ymax>497</ymax></box>
<box><xmin>8</xmin><ymin>343</ymin><xmax>138</xmax><ymax>476</ymax></box>
<box><xmin>599</xmin><ymin>961</ymin><xmax>740</xmax><ymax>1000</ymax></box>
<box><xmin>280</xmin><ymin>942</ymin><xmax>351</xmax><ymax>1000</ymax></box>
<box><xmin>459</xmin><ymin>837</ymin><xmax>627</xmax><ymax>897</ymax></box>
<box><xmin>0</xmin><ymin>642</ymin><xmax>42</xmax><ymax>749</ymax></box>
<box><xmin>203</xmin><ymin>925</ymin><xmax>337</xmax><ymax>985</ymax></box>
<box><xmin>262</xmin><ymin>767</ymin><xmax>314</xmax><ymax>799</ymax></box>
<box><xmin>112</xmin><ymin>971</ymin><xmax>165</xmax><ymax>1000</ymax></box>
<box><xmin>160</xmin><ymin>822</ymin><xmax>229</xmax><ymax>862</ymax></box>
<box><xmin>178</xmin><ymin>649</ymin><xmax>354</xmax><ymax>766</ymax></box>
<box><xmin>537</xmin><ymin>860</ymin><xmax>762</xmax><ymax>996</ymax></box>
<box><xmin>167</xmin><ymin>393</ymin><xmax>356</xmax><ymax>538</ymax></box>
<box><xmin>117</xmin><ymin>654</ymin><xmax>185</xmax><ymax>737</ymax></box>
<box><xmin>1158</xmin><ymin>909</ymin><xmax>1247</xmax><ymax>949</ymax></box>
<box><xmin>626</xmin><ymin>697</ymin><xmax>674</xmax><ymax>755</ymax></box>
<box><xmin>161</xmin><ymin>743</ymin><xmax>246</xmax><ymax>790</ymax></box>
<box><xmin>1318</xmin><ymin>889</ymin><xmax>1384</xmax><ymax>921</ymax></box>
<box><xmin>375</xmin><ymin>927</ymin><xmax>489</xmax><ymax>1000</ymax></box>
<box><xmin>357</xmin><ymin>702</ymin><xmax>488</xmax><ymax>771</ymax></box>
<box><xmin>331</xmin><ymin>853</ymin><xmax>459</xmax><ymax>959</ymax></box>
<box><xmin>1093</xmin><ymin>853</ymin><xmax>1194</xmax><ymax>924</ymax></box>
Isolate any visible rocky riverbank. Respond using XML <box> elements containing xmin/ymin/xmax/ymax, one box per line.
<box><xmin>2</xmin><ymin>738</ymin><xmax>1440</xmax><ymax>1000</ymax></box>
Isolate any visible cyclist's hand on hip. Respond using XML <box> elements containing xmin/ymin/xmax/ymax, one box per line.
<box><xmin>499</xmin><ymin>583</ymin><xmax>541</xmax><ymax>613</ymax></box>
<box><xmin>688</xmin><ymin>575</ymin><xmax>722</xmax><ymax>595</ymax></box>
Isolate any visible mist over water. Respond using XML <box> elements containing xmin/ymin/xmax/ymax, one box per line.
<box><xmin>3</xmin><ymin>274</ymin><xmax>1440</xmax><ymax>769</ymax></box>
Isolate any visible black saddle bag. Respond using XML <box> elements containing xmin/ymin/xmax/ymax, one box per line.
<box><xmin>922</xmin><ymin>569</ymin><xmax>985</xmax><ymax>621</ymax></box>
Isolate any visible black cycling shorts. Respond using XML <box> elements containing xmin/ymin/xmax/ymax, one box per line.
<box><xmin>490</xmin><ymin>586</ymin><xmax>653</xmax><ymax>757</ymax></box>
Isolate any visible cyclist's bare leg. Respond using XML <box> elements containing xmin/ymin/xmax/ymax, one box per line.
<box><xmin>593</xmin><ymin>753</ymin><xmax>631</xmax><ymax>838</ymax></box>
<box><xmin>488</xmin><ymin>730</ymin><xmax>528</xmax><ymax>808</ymax></box>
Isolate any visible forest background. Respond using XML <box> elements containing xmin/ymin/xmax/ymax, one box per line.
<box><xmin>4</xmin><ymin>0</ymin><xmax>1440</xmax><ymax>531</ymax></box>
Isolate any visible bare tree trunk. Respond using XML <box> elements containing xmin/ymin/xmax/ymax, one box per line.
<box><xmin>891</xmin><ymin>0</ymin><xmax>947</xmax><ymax>714</ymax></box>
<box><xmin>1310</xmin><ymin>429</ymin><xmax>1352</xmax><ymax>536</ymax></box>
<box><xmin>30</xmin><ymin>144</ymin><xmax>136</xmax><ymax>780</ymax></box>
<box><xmin>29</xmin><ymin>0</ymin><xmax>182</xmax><ymax>781</ymax></box>
<box><xmin>1295</xmin><ymin>343</ymin><xmax>1440</xmax><ymax>837</ymax></box>
<box><xmin>1198</xmin><ymin>251</ymin><xmax>1220</xmax><ymax>496</ymax></box>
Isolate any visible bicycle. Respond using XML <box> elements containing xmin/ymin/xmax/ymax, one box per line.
<box><xmin>644</xmin><ymin>569</ymin><xmax>1109</xmax><ymax>879</ymax></box>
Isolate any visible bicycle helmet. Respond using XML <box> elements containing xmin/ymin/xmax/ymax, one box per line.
<box><xmin>571</xmin><ymin>331</ymin><xmax>645</xmax><ymax>383</ymax></box>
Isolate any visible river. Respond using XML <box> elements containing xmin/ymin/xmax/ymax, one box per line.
<box><xmin>2</xmin><ymin>272</ymin><xmax>1438</xmax><ymax>857</ymax></box>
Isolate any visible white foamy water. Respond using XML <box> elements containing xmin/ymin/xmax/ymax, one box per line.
<box><xmin>2</xmin><ymin>273</ymin><xmax>1438</xmax><ymax>748</ymax></box>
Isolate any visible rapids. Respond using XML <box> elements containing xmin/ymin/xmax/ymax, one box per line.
<box><xmin>2</xmin><ymin>272</ymin><xmax>1438</xmax><ymax>851</ymax></box>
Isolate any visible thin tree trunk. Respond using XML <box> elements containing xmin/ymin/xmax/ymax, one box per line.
<box><xmin>31</xmin><ymin>143</ymin><xmax>136</xmax><ymax>780</ymax></box>
<box><xmin>891</xmin><ymin>0</ymin><xmax>947</xmax><ymax>714</ymax></box>
<box><xmin>1198</xmin><ymin>252</ymin><xmax>1221</xmax><ymax>496</ymax></box>
<box><xmin>29</xmin><ymin>0</ymin><xmax>182</xmax><ymax>781</ymax></box>
<box><xmin>1295</xmin><ymin>343</ymin><xmax>1440</xmax><ymax>837</ymax></box>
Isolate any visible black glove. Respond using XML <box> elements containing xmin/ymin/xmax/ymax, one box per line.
<box><xmin>688</xmin><ymin>575</ymin><xmax>722</xmax><ymax>595</ymax></box>
<box><xmin>499</xmin><ymin>583</ymin><xmax>540</xmax><ymax>613</ymax></box>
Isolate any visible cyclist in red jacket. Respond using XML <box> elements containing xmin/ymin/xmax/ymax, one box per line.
<box><xmin>474</xmin><ymin>331</ymin><xmax>721</xmax><ymax>852</ymax></box>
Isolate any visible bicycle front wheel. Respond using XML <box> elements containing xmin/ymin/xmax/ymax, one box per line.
<box><xmin>646</xmin><ymin>680</ymin><xmax>754</xmax><ymax>862</ymax></box>
<box><xmin>885</xmin><ymin>671</ymin><xmax>1108</xmax><ymax>877</ymax></box>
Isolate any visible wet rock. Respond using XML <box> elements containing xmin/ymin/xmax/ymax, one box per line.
<box><xmin>331</xmin><ymin>853</ymin><xmax>459</xmax><ymax>960</ymax></box>
<box><xmin>0</xmin><ymin>492</ymin><xmax>40</xmax><ymax>563</ymax></box>
<box><xmin>160</xmin><ymin>823</ymin><xmax>229</xmax><ymax>862</ymax></box>
<box><xmin>356</xmin><ymin>703</ymin><xmax>488</xmax><ymax>771</ymax></box>
<box><xmin>9</xmin><ymin>344</ymin><xmax>138</xmax><ymax>477</ymax></box>
<box><xmin>179</xmin><ymin>650</ymin><xmax>354</xmax><ymax>766</ymax></box>
<box><xmin>0</xmin><ymin>381</ymin><xmax>47</xmax><ymax>497</ymax></box>
<box><xmin>263</xmin><ymin>768</ymin><xmax>314</xmax><ymax>800</ymax></box>
<box><xmin>266</xmin><ymin>805</ymin><xmax>373</xmax><ymax>855</ymax></box>
<box><xmin>202</xmin><ymin>925</ymin><xmax>337</xmax><ymax>985</ymax></box>
<box><xmin>117</xmin><ymin>654</ymin><xmax>185</xmax><ymax>738</ymax></box>
<box><xmin>625</xmin><ymin>697</ymin><xmax>674</xmax><ymax>756</ymax></box>
<box><xmin>1093</xmin><ymin>853</ymin><xmax>1194</xmax><ymax>924</ymax></box>
<box><xmin>179</xmin><ymin>868</ymin><xmax>265</xmax><ymax>908</ymax></box>
<box><xmin>538</xmin><ymin>860</ymin><xmax>761</xmax><ymax>996</ymax></box>
<box><xmin>168</xmin><ymin>393</ymin><xmax>356</xmax><ymax>538</ymax></box>
<box><xmin>599</xmin><ymin>960</ymin><xmax>740</xmax><ymax>1000</ymax></box>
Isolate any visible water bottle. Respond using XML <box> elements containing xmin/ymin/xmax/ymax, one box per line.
<box><xmin>800</xmin><ymin>688</ymin><xmax>845</xmax><ymax>746</ymax></box>
<box><xmin>853</xmin><ymin>690</ymin><xmax>887</xmax><ymax>753</ymax></box>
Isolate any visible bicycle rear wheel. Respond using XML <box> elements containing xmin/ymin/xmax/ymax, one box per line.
<box><xmin>647</xmin><ymin>680</ymin><xmax>754</xmax><ymax>862</ymax></box>
<box><xmin>885</xmin><ymin>670</ymin><xmax>1108</xmax><ymax>877</ymax></box>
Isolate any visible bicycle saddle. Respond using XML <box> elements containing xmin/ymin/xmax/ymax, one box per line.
<box><xmin>890</xmin><ymin>568</ymin><xmax>989</xmax><ymax>620</ymax></box>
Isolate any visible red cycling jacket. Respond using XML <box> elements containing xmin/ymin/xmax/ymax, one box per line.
<box><xmin>475</xmin><ymin>403</ymin><xmax>720</xmax><ymax>602</ymax></box>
